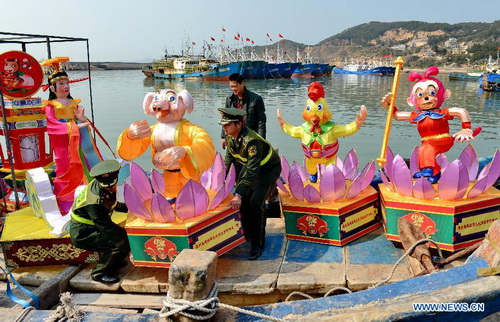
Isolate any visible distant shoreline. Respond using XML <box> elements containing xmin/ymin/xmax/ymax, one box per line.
<box><xmin>65</xmin><ymin>62</ymin><xmax>148</xmax><ymax>71</ymax></box>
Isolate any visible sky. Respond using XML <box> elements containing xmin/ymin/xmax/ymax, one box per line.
<box><xmin>1</xmin><ymin>0</ymin><xmax>499</xmax><ymax>62</ymax></box>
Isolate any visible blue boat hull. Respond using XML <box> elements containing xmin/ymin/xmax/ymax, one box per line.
<box><xmin>263</xmin><ymin>62</ymin><xmax>302</xmax><ymax>78</ymax></box>
<box><xmin>292</xmin><ymin>63</ymin><xmax>318</xmax><ymax>78</ymax></box>
<box><xmin>311</xmin><ymin>63</ymin><xmax>330</xmax><ymax>77</ymax></box>
<box><xmin>241</xmin><ymin>60</ymin><xmax>267</xmax><ymax>79</ymax></box>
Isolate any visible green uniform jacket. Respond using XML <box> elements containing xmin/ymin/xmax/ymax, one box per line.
<box><xmin>223</xmin><ymin>87</ymin><xmax>267</xmax><ymax>138</ymax></box>
<box><xmin>70</xmin><ymin>180</ymin><xmax>127</xmax><ymax>246</ymax></box>
<box><xmin>224</xmin><ymin>126</ymin><xmax>281</xmax><ymax>197</ymax></box>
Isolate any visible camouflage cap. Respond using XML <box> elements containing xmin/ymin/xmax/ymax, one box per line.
<box><xmin>218</xmin><ymin>107</ymin><xmax>246</xmax><ymax>125</ymax></box>
<box><xmin>90</xmin><ymin>160</ymin><xmax>121</xmax><ymax>187</ymax></box>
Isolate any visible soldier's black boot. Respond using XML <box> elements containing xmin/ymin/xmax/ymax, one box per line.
<box><xmin>93</xmin><ymin>274</ymin><xmax>120</xmax><ymax>284</ymax></box>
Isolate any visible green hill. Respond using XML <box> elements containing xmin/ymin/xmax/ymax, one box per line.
<box><xmin>247</xmin><ymin>20</ymin><xmax>500</xmax><ymax>68</ymax></box>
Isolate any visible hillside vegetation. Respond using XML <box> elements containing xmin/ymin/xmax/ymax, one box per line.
<box><xmin>250</xmin><ymin>20</ymin><xmax>500</xmax><ymax>68</ymax></box>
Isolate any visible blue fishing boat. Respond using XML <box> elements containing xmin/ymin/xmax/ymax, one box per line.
<box><xmin>311</xmin><ymin>63</ymin><xmax>332</xmax><ymax>77</ymax></box>
<box><xmin>263</xmin><ymin>62</ymin><xmax>302</xmax><ymax>79</ymax></box>
<box><xmin>292</xmin><ymin>63</ymin><xmax>318</xmax><ymax>78</ymax></box>
<box><xmin>240</xmin><ymin>60</ymin><xmax>268</xmax><ymax>79</ymax></box>
<box><xmin>449</xmin><ymin>71</ymin><xmax>482</xmax><ymax>81</ymax></box>
<box><xmin>152</xmin><ymin>57</ymin><xmax>242</xmax><ymax>81</ymax></box>
<box><xmin>479</xmin><ymin>72</ymin><xmax>500</xmax><ymax>92</ymax></box>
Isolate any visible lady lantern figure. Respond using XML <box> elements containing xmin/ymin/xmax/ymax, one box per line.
<box><xmin>42</xmin><ymin>57</ymin><xmax>103</xmax><ymax>214</ymax></box>
<box><xmin>381</xmin><ymin>66</ymin><xmax>481</xmax><ymax>184</ymax></box>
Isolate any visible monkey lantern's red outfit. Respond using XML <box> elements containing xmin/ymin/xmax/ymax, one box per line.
<box><xmin>410</xmin><ymin>108</ymin><xmax>454</xmax><ymax>176</ymax></box>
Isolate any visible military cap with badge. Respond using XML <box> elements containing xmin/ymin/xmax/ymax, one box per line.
<box><xmin>218</xmin><ymin>107</ymin><xmax>246</xmax><ymax>125</ymax></box>
<box><xmin>90</xmin><ymin>160</ymin><xmax>121</xmax><ymax>188</ymax></box>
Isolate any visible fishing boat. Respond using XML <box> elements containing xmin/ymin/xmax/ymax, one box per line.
<box><xmin>479</xmin><ymin>72</ymin><xmax>500</xmax><ymax>92</ymax></box>
<box><xmin>152</xmin><ymin>56</ymin><xmax>242</xmax><ymax>81</ymax></box>
<box><xmin>260</xmin><ymin>45</ymin><xmax>303</xmax><ymax>79</ymax></box>
<box><xmin>333</xmin><ymin>63</ymin><xmax>396</xmax><ymax>75</ymax></box>
<box><xmin>449</xmin><ymin>71</ymin><xmax>482</xmax><ymax>81</ymax></box>
<box><xmin>141</xmin><ymin>65</ymin><xmax>153</xmax><ymax>77</ymax></box>
<box><xmin>311</xmin><ymin>63</ymin><xmax>334</xmax><ymax>77</ymax></box>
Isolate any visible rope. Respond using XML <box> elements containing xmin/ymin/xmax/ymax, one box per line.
<box><xmin>15</xmin><ymin>306</ymin><xmax>34</xmax><ymax>322</ymax></box>
<box><xmin>323</xmin><ymin>287</ymin><xmax>352</xmax><ymax>297</ymax></box>
<box><xmin>372</xmin><ymin>238</ymin><xmax>443</xmax><ymax>288</ymax></box>
<box><xmin>284</xmin><ymin>286</ymin><xmax>352</xmax><ymax>302</ymax></box>
<box><xmin>285</xmin><ymin>291</ymin><xmax>313</xmax><ymax>302</ymax></box>
<box><xmin>45</xmin><ymin>292</ymin><xmax>84</xmax><ymax>322</ymax></box>
<box><xmin>159</xmin><ymin>283</ymin><xmax>284</xmax><ymax>322</ymax></box>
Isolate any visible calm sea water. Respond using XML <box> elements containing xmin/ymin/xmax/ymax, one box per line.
<box><xmin>67</xmin><ymin>70</ymin><xmax>499</xmax><ymax>171</ymax></box>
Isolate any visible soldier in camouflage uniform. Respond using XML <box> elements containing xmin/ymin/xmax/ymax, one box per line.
<box><xmin>69</xmin><ymin>160</ymin><xmax>130</xmax><ymax>284</ymax></box>
<box><xmin>219</xmin><ymin>108</ymin><xmax>281</xmax><ymax>260</ymax></box>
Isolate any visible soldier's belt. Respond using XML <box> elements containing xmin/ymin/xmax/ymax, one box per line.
<box><xmin>71</xmin><ymin>213</ymin><xmax>95</xmax><ymax>225</ymax></box>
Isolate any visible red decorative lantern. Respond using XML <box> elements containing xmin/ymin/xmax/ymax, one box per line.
<box><xmin>0</xmin><ymin>51</ymin><xmax>52</xmax><ymax>171</ymax></box>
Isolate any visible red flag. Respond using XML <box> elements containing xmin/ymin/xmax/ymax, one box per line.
<box><xmin>237</xmin><ymin>32</ymin><xmax>241</xmax><ymax>38</ymax></box>
<box><xmin>251</xmin><ymin>40</ymin><xmax>255</xmax><ymax>44</ymax></box>
<box><xmin>281</xmin><ymin>40</ymin><xmax>285</xmax><ymax>43</ymax></box>
<box><xmin>234</xmin><ymin>36</ymin><xmax>239</xmax><ymax>40</ymax></box>
<box><xmin>270</xmin><ymin>38</ymin><xmax>273</xmax><ymax>42</ymax></box>
<box><xmin>192</xmin><ymin>42</ymin><xmax>196</xmax><ymax>45</ymax></box>
<box><xmin>221</xmin><ymin>39</ymin><xmax>224</xmax><ymax>43</ymax></box>
<box><xmin>210</xmin><ymin>37</ymin><xmax>216</xmax><ymax>41</ymax></box>
<box><xmin>222</xmin><ymin>27</ymin><xmax>226</xmax><ymax>32</ymax></box>
<box><xmin>279</xmin><ymin>33</ymin><xmax>284</xmax><ymax>38</ymax></box>
<box><xmin>246</xmin><ymin>38</ymin><xmax>250</xmax><ymax>42</ymax></box>
<box><xmin>266</xmin><ymin>33</ymin><xmax>270</xmax><ymax>38</ymax></box>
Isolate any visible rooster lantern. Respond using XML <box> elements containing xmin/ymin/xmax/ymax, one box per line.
<box><xmin>277</xmin><ymin>82</ymin><xmax>367</xmax><ymax>183</ymax></box>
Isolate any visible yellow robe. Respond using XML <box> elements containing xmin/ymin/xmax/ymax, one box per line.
<box><xmin>282</xmin><ymin>120</ymin><xmax>359</xmax><ymax>174</ymax></box>
<box><xmin>117</xmin><ymin>119</ymin><xmax>215</xmax><ymax>198</ymax></box>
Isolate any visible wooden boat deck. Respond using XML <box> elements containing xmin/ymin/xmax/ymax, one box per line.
<box><xmin>1</xmin><ymin>218</ymin><xmax>421</xmax><ymax>308</ymax></box>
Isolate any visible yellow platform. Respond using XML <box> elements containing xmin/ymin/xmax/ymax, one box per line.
<box><xmin>1</xmin><ymin>207</ymin><xmax>126</xmax><ymax>267</ymax></box>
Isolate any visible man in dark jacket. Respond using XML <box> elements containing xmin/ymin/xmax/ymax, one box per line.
<box><xmin>69</xmin><ymin>160</ymin><xmax>130</xmax><ymax>284</ymax></box>
<box><xmin>221</xmin><ymin>73</ymin><xmax>266</xmax><ymax>149</ymax></box>
<box><xmin>219</xmin><ymin>108</ymin><xmax>281</xmax><ymax>260</ymax></box>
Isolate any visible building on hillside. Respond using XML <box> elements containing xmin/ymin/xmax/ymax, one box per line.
<box><xmin>390</xmin><ymin>44</ymin><xmax>406</xmax><ymax>51</ymax></box>
<box><xmin>445</xmin><ymin>38</ymin><xmax>458</xmax><ymax>49</ymax></box>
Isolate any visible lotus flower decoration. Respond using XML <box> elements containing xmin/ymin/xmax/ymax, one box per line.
<box><xmin>381</xmin><ymin>145</ymin><xmax>500</xmax><ymax>201</ymax></box>
<box><xmin>124</xmin><ymin>153</ymin><xmax>236</xmax><ymax>222</ymax></box>
<box><xmin>277</xmin><ymin>149</ymin><xmax>376</xmax><ymax>203</ymax></box>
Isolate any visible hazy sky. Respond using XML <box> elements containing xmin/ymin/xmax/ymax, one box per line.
<box><xmin>1</xmin><ymin>0</ymin><xmax>499</xmax><ymax>62</ymax></box>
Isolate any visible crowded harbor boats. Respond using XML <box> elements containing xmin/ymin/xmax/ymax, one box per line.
<box><xmin>0</xmin><ymin>32</ymin><xmax>499</xmax><ymax>321</ymax></box>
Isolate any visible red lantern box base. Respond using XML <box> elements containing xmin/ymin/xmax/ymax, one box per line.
<box><xmin>379</xmin><ymin>184</ymin><xmax>500</xmax><ymax>252</ymax></box>
<box><xmin>281</xmin><ymin>186</ymin><xmax>380</xmax><ymax>246</ymax></box>
<box><xmin>0</xmin><ymin>207</ymin><xmax>127</xmax><ymax>268</ymax></box>
<box><xmin>125</xmin><ymin>205</ymin><xmax>245</xmax><ymax>268</ymax></box>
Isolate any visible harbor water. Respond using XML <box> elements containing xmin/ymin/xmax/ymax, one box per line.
<box><xmin>68</xmin><ymin>70</ymin><xmax>500</xmax><ymax>170</ymax></box>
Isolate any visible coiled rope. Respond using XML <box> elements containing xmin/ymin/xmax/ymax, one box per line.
<box><xmin>159</xmin><ymin>282</ymin><xmax>284</xmax><ymax>321</ymax></box>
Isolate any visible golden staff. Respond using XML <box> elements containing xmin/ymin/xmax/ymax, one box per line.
<box><xmin>377</xmin><ymin>57</ymin><xmax>405</xmax><ymax>167</ymax></box>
